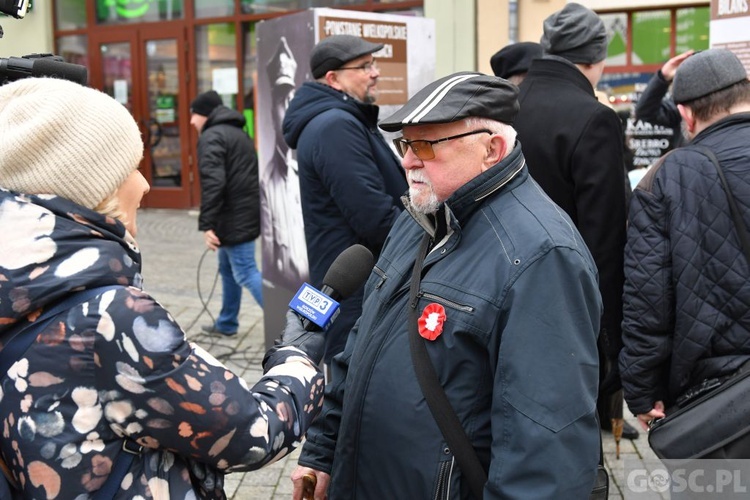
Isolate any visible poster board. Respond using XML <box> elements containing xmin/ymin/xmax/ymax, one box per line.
<box><xmin>256</xmin><ymin>8</ymin><xmax>435</xmax><ymax>348</ymax></box>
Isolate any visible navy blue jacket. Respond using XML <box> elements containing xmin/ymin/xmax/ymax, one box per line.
<box><xmin>620</xmin><ymin>113</ymin><xmax>750</xmax><ymax>414</ymax></box>
<box><xmin>299</xmin><ymin>143</ymin><xmax>602</xmax><ymax>498</ymax></box>
<box><xmin>283</xmin><ymin>82</ymin><xmax>407</xmax><ymax>362</ymax></box>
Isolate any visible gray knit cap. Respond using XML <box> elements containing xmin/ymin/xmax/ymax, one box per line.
<box><xmin>540</xmin><ymin>2</ymin><xmax>608</xmax><ymax>64</ymax></box>
<box><xmin>672</xmin><ymin>49</ymin><xmax>748</xmax><ymax>104</ymax></box>
<box><xmin>0</xmin><ymin>78</ymin><xmax>143</xmax><ymax>209</ymax></box>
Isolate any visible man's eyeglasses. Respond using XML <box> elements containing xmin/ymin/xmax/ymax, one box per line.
<box><xmin>336</xmin><ymin>59</ymin><xmax>378</xmax><ymax>73</ymax></box>
<box><xmin>393</xmin><ymin>129</ymin><xmax>493</xmax><ymax>160</ymax></box>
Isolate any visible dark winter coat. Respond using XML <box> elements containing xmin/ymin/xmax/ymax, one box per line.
<box><xmin>197</xmin><ymin>106</ymin><xmax>260</xmax><ymax>245</ymax></box>
<box><xmin>633</xmin><ymin>70</ymin><xmax>685</xmax><ymax>151</ymax></box>
<box><xmin>0</xmin><ymin>190</ymin><xmax>323</xmax><ymax>498</ymax></box>
<box><xmin>514</xmin><ymin>57</ymin><xmax>627</xmax><ymax>361</ymax></box>
<box><xmin>298</xmin><ymin>143</ymin><xmax>602</xmax><ymax>499</ymax></box>
<box><xmin>620</xmin><ymin>113</ymin><xmax>750</xmax><ymax>414</ymax></box>
<box><xmin>282</xmin><ymin>82</ymin><xmax>407</xmax><ymax>362</ymax></box>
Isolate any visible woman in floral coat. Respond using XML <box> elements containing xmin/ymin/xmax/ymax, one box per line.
<box><xmin>0</xmin><ymin>77</ymin><xmax>324</xmax><ymax>499</ymax></box>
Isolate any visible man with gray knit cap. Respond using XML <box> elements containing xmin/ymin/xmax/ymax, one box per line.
<box><xmin>620</xmin><ymin>49</ymin><xmax>750</xmax><ymax>439</ymax></box>
<box><xmin>283</xmin><ymin>35</ymin><xmax>407</xmax><ymax>367</ymax></box>
<box><xmin>513</xmin><ymin>2</ymin><xmax>633</xmax><ymax>440</ymax></box>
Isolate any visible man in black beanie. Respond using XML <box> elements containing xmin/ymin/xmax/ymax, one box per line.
<box><xmin>190</xmin><ymin>90</ymin><xmax>263</xmax><ymax>335</ymax></box>
<box><xmin>620</xmin><ymin>49</ymin><xmax>750</xmax><ymax>434</ymax></box>
<box><xmin>490</xmin><ymin>41</ymin><xmax>542</xmax><ymax>85</ymax></box>
<box><xmin>513</xmin><ymin>3</ymin><xmax>634</xmax><ymax>440</ymax></box>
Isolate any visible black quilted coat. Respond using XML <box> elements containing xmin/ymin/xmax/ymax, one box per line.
<box><xmin>619</xmin><ymin>113</ymin><xmax>750</xmax><ymax>415</ymax></box>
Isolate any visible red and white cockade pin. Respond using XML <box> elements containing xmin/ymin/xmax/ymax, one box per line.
<box><xmin>418</xmin><ymin>303</ymin><xmax>446</xmax><ymax>341</ymax></box>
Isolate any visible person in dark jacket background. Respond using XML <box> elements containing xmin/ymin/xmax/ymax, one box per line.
<box><xmin>283</xmin><ymin>35</ymin><xmax>407</xmax><ymax>367</ymax></box>
<box><xmin>633</xmin><ymin>49</ymin><xmax>693</xmax><ymax>146</ymax></box>
<box><xmin>513</xmin><ymin>2</ymin><xmax>634</xmax><ymax>441</ymax></box>
<box><xmin>620</xmin><ymin>49</ymin><xmax>750</xmax><ymax>431</ymax></box>
<box><xmin>190</xmin><ymin>90</ymin><xmax>263</xmax><ymax>336</ymax></box>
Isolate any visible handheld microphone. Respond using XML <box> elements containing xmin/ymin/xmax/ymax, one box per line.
<box><xmin>289</xmin><ymin>244</ymin><xmax>374</xmax><ymax>331</ymax></box>
<box><xmin>0</xmin><ymin>56</ymin><xmax>88</xmax><ymax>85</ymax></box>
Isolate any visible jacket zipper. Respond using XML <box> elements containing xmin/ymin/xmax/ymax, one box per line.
<box><xmin>433</xmin><ymin>457</ymin><xmax>455</xmax><ymax>500</ymax></box>
<box><xmin>372</xmin><ymin>266</ymin><xmax>387</xmax><ymax>289</ymax></box>
<box><xmin>418</xmin><ymin>292</ymin><xmax>475</xmax><ymax>313</ymax></box>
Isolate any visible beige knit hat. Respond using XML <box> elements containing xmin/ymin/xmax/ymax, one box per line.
<box><xmin>0</xmin><ymin>77</ymin><xmax>144</xmax><ymax>209</ymax></box>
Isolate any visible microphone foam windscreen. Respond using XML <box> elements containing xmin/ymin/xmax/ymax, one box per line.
<box><xmin>322</xmin><ymin>244</ymin><xmax>374</xmax><ymax>299</ymax></box>
<box><xmin>31</xmin><ymin>58</ymin><xmax>88</xmax><ymax>86</ymax></box>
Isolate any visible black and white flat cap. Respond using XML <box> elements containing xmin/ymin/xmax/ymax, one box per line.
<box><xmin>379</xmin><ymin>72</ymin><xmax>519</xmax><ymax>132</ymax></box>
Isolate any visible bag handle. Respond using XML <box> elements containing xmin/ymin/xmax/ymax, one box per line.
<box><xmin>408</xmin><ymin>233</ymin><xmax>487</xmax><ymax>498</ymax></box>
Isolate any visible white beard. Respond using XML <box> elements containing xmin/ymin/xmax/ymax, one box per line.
<box><xmin>408</xmin><ymin>170</ymin><xmax>440</xmax><ymax>214</ymax></box>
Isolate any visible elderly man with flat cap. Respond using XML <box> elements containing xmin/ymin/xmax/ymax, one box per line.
<box><xmin>513</xmin><ymin>2</ymin><xmax>633</xmax><ymax>440</ymax></box>
<box><xmin>620</xmin><ymin>49</ymin><xmax>750</xmax><ymax>438</ymax></box>
<box><xmin>291</xmin><ymin>72</ymin><xmax>602</xmax><ymax>499</ymax></box>
<box><xmin>283</xmin><ymin>34</ymin><xmax>407</xmax><ymax>368</ymax></box>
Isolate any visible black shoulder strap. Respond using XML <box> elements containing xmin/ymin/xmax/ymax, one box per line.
<box><xmin>694</xmin><ymin>145</ymin><xmax>750</xmax><ymax>264</ymax></box>
<box><xmin>408</xmin><ymin>234</ymin><xmax>487</xmax><ymax>498</ymax></box>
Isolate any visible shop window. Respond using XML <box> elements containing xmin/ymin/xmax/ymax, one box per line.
<box><xmin>242</xmin><ymin>22</ymin><xmax>257</xmax><ymax>138</ymax></box>
<box><xmin>96</xmin><ymin>0</ymin><xmax>184</xmax><ymax>24</ymax></box>
<box><xmin>195</xmin><ymin>0</ymin><xmax>234</xmax><ymax>18</ymax></box>
<box><xmin>195</xmin><ymin>23</ymin><xmax>238</xmax><ymax>107</ymax></box>
<box><xmin>57</xmin><ymin>35</ymin><xmax>89</xmax><ymax>68</ymax></box>
<box><xmin>632</xmin><ymin>10</ymin><xmax>671</xmax><ymax>65</ymax></box>
<box><xmin>600</xmin><ymin>13</ymin><xmax>628</xmax><ymax>66</ymax></box>
<box><xmin>240</xmin><ymin>0</ymin><xmax>362</xmax><ymax>14</ymax></box>
<box><xmin>55</xmin><ymin>0</ymin><xmax>87</xmax><ymax>30</ymax></box>
<box><xmin>676</xmin><ymin>7</ymin><xmax>709</xmax><ymax>53</ymax></box>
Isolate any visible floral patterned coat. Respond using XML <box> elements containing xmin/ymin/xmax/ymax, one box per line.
<box><xmin>0</xmin><ymin>189</ymin><xmax>324</xmax><ymax>499</ymax></box>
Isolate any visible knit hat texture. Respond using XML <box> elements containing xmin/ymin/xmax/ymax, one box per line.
<box><xmin>540</xmin><ymin>2</ymin><xmax>608</xmax><ymax>64</ymax></box>
<box><xmin>190</xmin><ymin>90</ymin><xmax>222</xmax><ymax>117</ymax></box>
<box><xmin>310</xmin><ymin>35</ymin><xmax>383</xmax><ymax>79</ymax></box>
<box><xmin>490</xmin><ymin>42</ymin><xmax>543</xmax><ymax>79</ymax></box>
<box><xmin>379</xmin><ymin>72</ymin><xmax>519</xmax><ymax>132</ymax></box>
<box><xmin>0</xmin><ymin>77</ymin><xmax>143</xmax><ymax>209</ymax></box>
<box><xmin>672</xmin><ymin>49</ymin><xmax>748</xmax><ymax>104</ymax></box>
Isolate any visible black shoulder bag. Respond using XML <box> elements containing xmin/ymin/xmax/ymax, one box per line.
<box><xmin>408</xmin><ymin>234</ymin><xmax>608</xmax><ymax>498</ymax></box>
<box><xmin>647</xmin><ymin>146</ymin><xmax>750</xmax><ymax>460</ymax></box>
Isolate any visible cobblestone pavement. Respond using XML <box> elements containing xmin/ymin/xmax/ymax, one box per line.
<box><xmin>136</xmin><ymin>208</ymin><xmax>662</xmax><ymax>500</ymax></box>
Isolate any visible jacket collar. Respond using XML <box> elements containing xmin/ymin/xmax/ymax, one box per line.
<box><xmin>525</xmin><ymin>57</ymin><xmax>596</xmax><ymax>97</ymax></box>
<box><xmin>403</xmin><ymin>142</ymin><xmax>527</xmax><ymax>237</ymax></box>
<box><xmin>306</xmin><ymin>81</ymin><xmax>380</xmax><ymax>126</ymax></box>
<box><xmin>693</xmin><ymin>112</ymin><xmax>750</xmax><ymax>144</ymax></box>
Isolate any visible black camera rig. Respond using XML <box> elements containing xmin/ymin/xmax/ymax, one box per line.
<box><xmin>1</xmin><ymin>0</ymin><xmax>88</xmax><ymax>86</ymax></box>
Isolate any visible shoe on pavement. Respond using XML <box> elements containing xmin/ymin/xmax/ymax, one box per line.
<box><xmin>621</xmin><ymin>420</ymin><xmax>640</xmax><ymax>440</ymax></box>
<box><xmin>201</xmin><ymin>324</ymin><xmax>237</xmax><ymax>336</ymax></box>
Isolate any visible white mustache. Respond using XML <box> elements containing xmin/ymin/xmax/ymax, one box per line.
<box><xmin>407</xmin><ymin>171</ymin><xmax>431</xmax><ymax>185</ymax></box>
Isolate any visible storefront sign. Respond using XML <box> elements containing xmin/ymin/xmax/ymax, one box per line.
<box><xmin>711</xmin><ymin>0</ymin><xmax>750</xmax><ymax>71</ymax></box>
<box><xmin>317</xmin><ymin>16</ymin><xmax>409</xmax><ymax>106</ymax></box>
